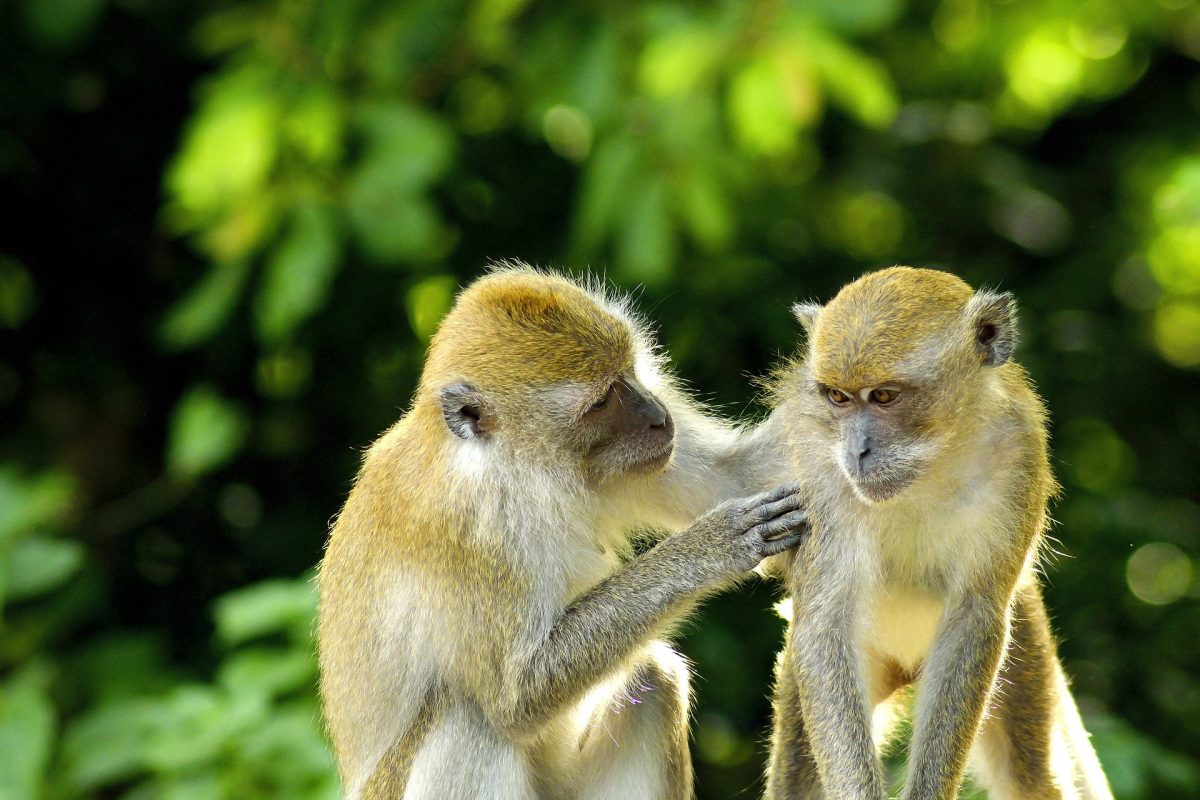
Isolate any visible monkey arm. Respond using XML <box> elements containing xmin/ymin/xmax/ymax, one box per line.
<box><xmin>483</xmin><ymin>486</ymin><xmax>806</xmax><ymax>736</ymax></box>
<box><xmin>484</xmin><ymin>534</ymin><xmax>727</xmax><ymax>736</ymax></box>
<box><xmin>903</xmin><ymin>592</ymin><xmax>1011</xmax><ymax>800</ymax></box>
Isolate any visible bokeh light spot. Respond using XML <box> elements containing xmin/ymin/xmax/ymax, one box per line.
<box><xmin>543</xmin><ymin>105</ymin><xmax>593</xmax><ymax>162</ymax></box>
<box><xmin>1126</xmin><ymin>542</ymin><xmax>1193</xmax><ymax>605</ymax></box>
<box><xmin>1154</xmin><ymin>301</ymin><xmax>1200</xmax><ymax>368</ymax></box>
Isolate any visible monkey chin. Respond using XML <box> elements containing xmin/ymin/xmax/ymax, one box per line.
<box><xmin>847</xmin><ymin>475</ymin><xmax>910</xmax><ymax>506</ymax></box>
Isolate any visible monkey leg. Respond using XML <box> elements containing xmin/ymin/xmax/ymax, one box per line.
<box><xmin>397</xmin><ymin>699</ymin><xmax>539</xmax><ymax>800</ymax></box>
<box><xmin>573</xmin><ymin>640</ymin><xmax>694</xmax><ymax>800</ymax></box>
<box><xmin>764</xmin><ymin>640</ymin><xmax>824</xmax><ymax>799</ymax></box>
<box><xmin>970</xmin><ymin>587</ymin><xmax>1112</xmax><ymax>800</ymax></box>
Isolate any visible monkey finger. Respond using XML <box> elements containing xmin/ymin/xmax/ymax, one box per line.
<box><xmin>758</xmin><ymin>482</ymin><xmax>802</xmax><ymax>505</ymax></box>
<box><xmin>746</xmin><ymin>510</ymin><xmax>808</xmax><ymax>542</ymax></box>
<box><xmin>760</xmin><ymin>532</ymin><xmax>807</xmax><ymax>557</ymax></box>
<box><xmin>750</xmin><ymin>492</ymin><xmax>804</xmax><ymax>524</ymax></box>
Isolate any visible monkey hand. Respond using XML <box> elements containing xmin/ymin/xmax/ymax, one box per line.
<box><xmin>679</xmin><ymin>483</ymin><xmax>808</xmax><ymax>579</ymax></box>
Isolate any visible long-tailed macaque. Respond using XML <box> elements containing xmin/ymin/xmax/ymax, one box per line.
<box><xmin>760</xmin><ymin>267</ymin><xmax>1111</xmax><ymax>800</ymax></box>
<box><xmin>317</xmin><ymin>265</ymin><xmax>807</xmax><ymax>800</ymax></box>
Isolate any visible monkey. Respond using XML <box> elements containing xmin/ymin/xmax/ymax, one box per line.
<box><xmin>755</xmin><ymin>267</ymin><xmax>1112</xmax><ymax>800</ymax></box>
<box><xmin>316</xmin><ymin>264</ymin><xmax>809</xmax><ymax>800</ymax></box>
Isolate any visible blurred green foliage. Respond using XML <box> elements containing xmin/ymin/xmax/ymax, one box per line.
<box><xmin>2</xmin><ymin>0</ymin><xmax>1200</xmax><ymax>797</ymax></box>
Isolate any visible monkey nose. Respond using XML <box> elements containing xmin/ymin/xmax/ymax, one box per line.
<box><xmin>856</xmin><ymin>438</ymin><xmax>873</xmax><ymax>469</ymax></box>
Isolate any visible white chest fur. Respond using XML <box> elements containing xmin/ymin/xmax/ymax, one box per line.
<box><xmin>855</xmin><ymin>459</ymin><xmax>1014</xmax><ymax>670</ymax></box>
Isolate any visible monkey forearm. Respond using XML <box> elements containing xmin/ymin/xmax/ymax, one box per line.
<box><xmin>498</xmin><ymin>536</ymin><xmax>724</xmax><ymax>732</ymax></box>
<box><xmin>904</xmin><ymin>597</ymin><xmax>1009</xmax><ymax>800</ymax></box>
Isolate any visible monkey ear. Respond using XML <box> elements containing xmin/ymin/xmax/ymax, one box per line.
<box><xmin>791</xmin><ymin>302</ymin><xmax>822</xmax><ymax>334</ymax></box>
<box><xmin>965</xmin><ymin>290</ymin><xmax>1018</xmax><ymax>366</ymax></box>
<box><xmin>439</xmin><ymin>382</ymin><xmax>496</xmax><ymax>439</ymax></box>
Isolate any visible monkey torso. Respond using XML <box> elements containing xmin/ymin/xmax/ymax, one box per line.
<box><xmin>771</xmin><ymin>363</ymin><xmax>1055</xmax><ymax>675</ymax></box>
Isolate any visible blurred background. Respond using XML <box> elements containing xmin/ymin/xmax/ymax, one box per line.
<box><xmin>2</xmin><ymin>0</ymin><xmax>1199</xmax><ymax>797</ymax></box>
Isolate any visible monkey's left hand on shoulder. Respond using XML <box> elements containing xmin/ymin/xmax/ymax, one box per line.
<box><xmin>671</xmin><ymin>483</ymin><xmax>810</xmax><ymax>581</ymax></box>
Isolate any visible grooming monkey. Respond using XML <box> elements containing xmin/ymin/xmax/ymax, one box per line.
<box><xmin>759</xmin><ymin>268</ymin><xmax>1111</xmax><ymax>800</ymax></box>
<box><xmin>317</xmin><ymin>265</ymin><xmax>807</xmax><ymax>800</ymax></box>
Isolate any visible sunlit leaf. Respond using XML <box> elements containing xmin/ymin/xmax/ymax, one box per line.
<box><xmin>284</xmin><ymin>88</ymin><xmax>345</xmax><ymax>166</ymax></box>
<box><xmin>165</xmin><ymin>65</ymin><xmax>281</xmax><ymax>227</ymax></box>
<box><xmin>213</xmin><ymin>579</ymin><xmax>316</xmax><ymax>647</ymax></box>
<box><xmin>0</xmin><ymin>665</ymin><xmax>54</xmax><ymax>799</ymax></box>
<box><xmin>728</xmin><ymin>53</ymin><xmax>819</xmax><ymax>155</ymax></box>
<box><xmin>405</xmin><ymin>275</ymin><xmax>457</xmax><ymax>341</ymax></box>
<box><xmin>4</xmin><ymin>536</ymin><xmax>84</xmax><ymax>601</ymax></box>
<box><xmin>254</xmin><ymin>202</ymin><xmax>340</xmax><ymax>344</ymax></box>
<box><xmin>166</xmin><ymin>386</ymin><xmax>249</xmax><ymax>479</ymax></box>
<box><xmin>638</xmin><ymin>27</ymin><xmax>724</xmax><ymax>98</ymax></box>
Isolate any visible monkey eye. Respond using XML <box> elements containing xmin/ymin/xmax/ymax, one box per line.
<box><xmin>589</xmin><ymin>383</ymin><xmax>616</xmax><ymax>412</ymax></box>
<box><xmin>869</xmin><ymin>388</ymin><xmax>899</xmax><ymax>405</ymax></box>
<box><xmin>825</xmin><ymin>387</ymin><xmax>851</xmax><ymax>406</ymax></box>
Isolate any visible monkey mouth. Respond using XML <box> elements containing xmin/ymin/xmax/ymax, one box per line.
<box><xmin>631</xmin><ymin>439</ymin><xmax>674</xmax><ymax>473</ymax></box>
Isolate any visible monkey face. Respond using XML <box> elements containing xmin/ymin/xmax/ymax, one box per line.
<box><xmin>576</xmin><ymin>374</ymin><xmax>675</xmax><ymax>483</ymax></box>
<box><xmin>818</xmin><ymin>383</ymin><xmax>933</xmax><ymax>504</ymax></box>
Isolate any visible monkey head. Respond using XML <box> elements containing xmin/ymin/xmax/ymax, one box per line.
<box><xmin>792</xmin><ymin>267</ymin><xmax>1017</xmax><ymax>504</ymax></box>
<box><xmin>421</xmin><ymin>267</ymin><xmax>675</xmax><ymax>483</ymax></box>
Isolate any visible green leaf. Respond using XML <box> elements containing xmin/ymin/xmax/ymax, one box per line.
<box><xmin>344</xmin><ymin>105</ymin><xmax>453</xmax><ymax>263</ymax></box>
<box><xmin>0</xmin><ymin>467</ymin><xmax>75</xmax><ymax>545</ymax></box>
<box><xmin>573</xmin><ymin>134</ymin><xmax>639</xmax><ymax>254</ymax></box>
<box><xmin>355</xmin><ymin>104</ymin><xmax>453</xmax><ymax>189</ymax></box>
<box><xmin>213</xmin><ymin>579</ymin><xmax>317</xmax><ymax>647</ymax></box>
<box><xmin>166</xmin><ymin>386</ymin><xmax>249</xmax><ymax>479</ymax></box>
<box><xmin>122</xmin><ymin>774</ymin><xmax>223</xmax><ymax>800</ymax></box>
<box><xmin>793</xmin><ymin>0</ymin><xmax>902</xmax><ymax>35</ymax></box>
<box><xmin>0</xmin><ymin>257</ymin><xmax>38</xmax><ymax>329</ymax></box>
<box><xmin>0</xmin><ymin>665</ymin><xmax>55</xmax><ymax>799</ymax></box>
<box><xmin>217</xmin><ymin>648</ymin><xmax>315</xmax><ymax>699</ymax></box>
<box><xmin>165</xmin><ymin>65</ymin><xmax>281</xmax><ymax>227</ymax></box>
<box><xmin>617</xmin><ymin>178</ymin><xmax>676</xmax><ymax>285</ymax></box>
<box><xmin>728</xmin><ymin>46</ymin><xmax>823</xmax><ymax>157</ymax></box>
<box><xmin>61</xmin><ymin>686</ymin><xmax>265</xmax><ymax>791</ymax></box>
<box><xmin>638</xmin><ymin>27</ymin><xmax>724</xmax><ymax>98</ymax></box>
<box><xmin>254</xmin><ymin>202</ymin><xmax>341</xmax><ymax>344</ymax></box>
<box><xmin>676</xmin><ymin>168</ymin><xmax>733</xmax><ymax>252</ymax></box>
<box><xmin>4</xmin><ymin>536</ymin><xmax>84</xmax><ymax>601</ymax></box>
<box><xmin>23</xmin><ymin>0</ymin><xmax>105</xmax><ymax>49</ymax></box>
<box><xmin>805</xmin><ymin>32</ymin><xmax>898</xmax><ymax>128</ymax></box>
<box><xmin>345</xmin><ymin>181</ymin><xmax>447</xmax><ymax>264</ymax></box>
<box><xmin>232</xmin><ymin>703</ymin><xmax>338</xmax><ymax>789</ymax></box>
<box><xmin>158</xmin><ymin>259</ymin><xmax>251</xmax><ymax>351</ymax></box>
